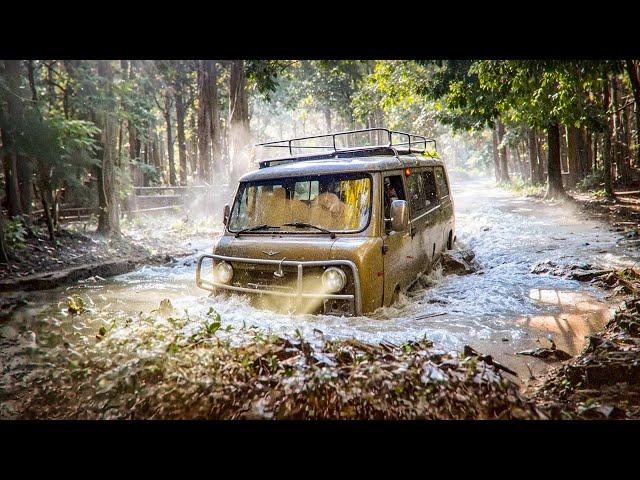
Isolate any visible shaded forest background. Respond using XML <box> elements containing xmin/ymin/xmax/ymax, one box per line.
<box><xmin>1</xmin><ymin>60</ymin><xmax>640</xmax><ymax>262</ymax></box>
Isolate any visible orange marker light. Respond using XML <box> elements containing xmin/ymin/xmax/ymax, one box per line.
<box><xmin>404</xmin><ymin>167</ymin><xmax>411</xmax><ymax>177</ymax></box>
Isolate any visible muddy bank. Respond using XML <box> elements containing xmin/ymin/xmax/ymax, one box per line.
<box><xmin>0</xmin><ymin>254</ymin><xmax>175</xmax><ymax>294</ymax></box>
<box><xmin>8</xmin><ymin>301</ymin><xmax>541</xmax><ymax>420</ymax></box>
<box><xmin>0</xmin><ymin>214</ymin><xmax>220</xmax><ymax>295</ymax></box>
<box><xmin>528</xmin><ymin>270</ymin><xmax>640</xmax><ymax>419</ymax></box>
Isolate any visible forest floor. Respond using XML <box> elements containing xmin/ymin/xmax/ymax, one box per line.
<box><xmin>571</xmin><ymin>188</ymin><xmax>640</xmax><ymax>233</ymax></box>
<box><xmin>0</xmin><ymin>213</ymin><xmax>220</xmax><ymax>293</ymax></box>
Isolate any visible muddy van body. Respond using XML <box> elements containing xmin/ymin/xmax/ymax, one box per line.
<box><xmin>196</xmin><ymin>129</ymin><xmax>455</xmax><ymax>316</ymax></box>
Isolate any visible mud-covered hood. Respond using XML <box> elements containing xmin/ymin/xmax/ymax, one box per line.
<box><xmin>214</xmin><ymin>234</ymin><xmax>337</xmax><ymax>263</ymax></box>
<box><xmin>213</xmin><ymin>234</ymin><xmax>380</xmax><ymax>264</ymax></box>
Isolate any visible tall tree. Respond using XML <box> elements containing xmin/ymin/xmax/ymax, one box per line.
<box><xmin>0</xmin><ymin>60</ymin><xmax>27</xmax><ymax>218</ymax></box>
<box><xmin>228</xmin><ymin>60</ymin><xmax>250</xmax><ymax>182</ymax></box>
<box><xmin>626</xmin><ymin>60</ymin><xmax>640</xmax><ymax>167</ymax></box>
<box><xmin>195</xmin><ymin>60</ymin><xmax>222</xmax><ymax>183</ymax></box>
<box><xmin>95</xmin><ymin>60</ymin><xmax>120</xmax><ymax>235</ymax></box>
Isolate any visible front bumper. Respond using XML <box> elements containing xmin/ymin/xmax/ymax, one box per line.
<box><xmin>195</xmin><ymin>254</ymin><xmax>362</xmax><ymax>315</ymax></box>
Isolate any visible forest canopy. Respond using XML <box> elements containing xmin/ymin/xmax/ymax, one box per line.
<box><xmin>1</xmin><ymin>59</ymin><xmax>639</xmax><ymax>260</ymax></box>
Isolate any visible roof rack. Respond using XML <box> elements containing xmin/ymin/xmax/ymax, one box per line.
<box><xmin>255</xmin><ymin>128</ymin><xmax>437</xmax><ymax>166</ymax></box>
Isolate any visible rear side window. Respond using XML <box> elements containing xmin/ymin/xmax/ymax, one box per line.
<box><xmin>421</xmin><ymin>169</ymin><xmax>438</xmax><ymax>208</ymax></box>
<box><xmin>406</xmin><ymin>172</ymin><xmax>427</xmax><ymax>219</ymax></box>
<box><xmin>435</xmin><ymin>167</ymin><xmax>449</xmax><ymax>199</ymax></box>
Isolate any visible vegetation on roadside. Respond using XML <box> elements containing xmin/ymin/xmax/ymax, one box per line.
<box><xmin>16</xmin><ymin>300</ymin><xmax>542</xmax><ymax>420</ymax></box>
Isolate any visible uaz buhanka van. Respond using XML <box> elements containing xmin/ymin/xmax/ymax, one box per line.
<box><xmin>196</xmin><ymin>128</ymin><xmax>455</xmax><ymax>316</ymax></box>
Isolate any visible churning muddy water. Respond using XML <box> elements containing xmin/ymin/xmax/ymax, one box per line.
<box><xmin>2</xmin><ymin>178</ymin><xmax>639</xmax><ymax>392</ymax></box>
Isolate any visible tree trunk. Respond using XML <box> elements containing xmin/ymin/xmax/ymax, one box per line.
<box><xmin>497</xmin><ymin>120</ymin><xmax>510</xmax><ymax>183</ymax></box>
<box><xmin>566</xmin><ymin>125</ymin><xmax>583</xmax><ymax>187</ymax></box>
<box><xmin>535</xmin><ymin>133</ymin><xmax>546</xmax><ymax>183</ymax></box>
<box><xmin>324</xmin><ymin>108</ymin><xmax>332</xmax><ymax>132</ymax></box>
<box><xmin>40</xmin><ymin>184</ymin><xmax>56</xmax><ymax>243</ymax></box>
<box><xmin>491</xmin><ymin>124</ymin><xmax>501</xmax><ymax>182</ymax></box>
<box><xmin>164</xmin><ymin>95</ymin><xmax>176</xmax><ymax>186</ymax></box>
<box><xmin>592</xmin><ymin>132</ymin><xmax>598</xmax><ymax>171</ymax></box>
<box><xmin>625</xmin><ymin>60</ymin><xmax>640</xmax><ymax>167</ymax></box>
<box><xmin>188</xmin><ymin>104</ymin><xmax>198</xmax><ymax>176</ymax></box>
<box><xmin>96</xmin><ymin>61</ymin><xmax>120</xmax><ymax>236</ymax></box>
<box><xmin>611</xmin><ymin>78</ymin><xmax>624</xmax><ymax>183</ymax></box>
<box><xmin>195</xmin><ymin>60</ymin><xmax>223</xmax><ymax>183</ymax></box>
<box><xmin>583</xmin><ymin>130</ymin><xmax>593</xmax><ymax>175</ymax></box>
<box><xmin>621</xmin><ymin>96</ymin><xmax>633</xmax><ymax>182</ymax></box>
<box><xmin>545</xmin><ymin>122</ymin><xmax>566</xmax><ymax>199</ymax></box>
<box><xmin>602</xmin><ymin>81</ymin><xmax>614</xmax><ymax>198</ymax></box>
<box><xmin>175</xmin><ymin>89</ymin><xmax>188</xmax><ymax>185</ymax></box>
<box><xmin>0</xmin><ymin>207</ymin><xmax>8</xmax><ymax>263</ymax></box>
<box><xmin>228</xmin><ymin>60</ymin><xmax>251</xmax><ymax>183</ymax></box>
<box><xmin>1</xmin><ymin>60</ymin><xmax>28</xmax><ymax>219</ymax></box>
<box><xmin>528</xmin><ymin>128</ymin><xmax>541</xmax><ymax>184</ymax></box>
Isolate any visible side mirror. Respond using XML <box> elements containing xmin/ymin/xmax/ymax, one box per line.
<box><xmin>223</xmin><ymin>204</ymin><xmax>230</xmax><ymax>226</ymax></box>
<box><xmin>390</xmin><ymin>200</ymin><xmax>409</xmax><ymax>232</ymax></box>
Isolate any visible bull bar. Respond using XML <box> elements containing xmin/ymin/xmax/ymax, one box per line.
<box><xmin>195</xmin><ymin>254</ymin><xmax>362</xmax><ymax>315</ymax></box>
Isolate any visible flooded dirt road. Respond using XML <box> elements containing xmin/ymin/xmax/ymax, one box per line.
<box><xmin>2</xmin><ymin>178</ymin><xmax>639</xmax><ymax>397</ymax></box>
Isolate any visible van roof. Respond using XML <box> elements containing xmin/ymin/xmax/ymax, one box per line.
<box><xmin>240</xmin><ymin>152</ymin><xmax>445</xmax><ymax>182</ymax></box>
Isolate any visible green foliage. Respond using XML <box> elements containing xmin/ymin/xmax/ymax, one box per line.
<box><xmin>67</xmin><ymin>295</ymin><xmax>87</xmax><ymax>315</ymax></box>
<box><xmin>4</xmin><ymin>217</ymin><xmax>27</xmax><ymax>244</ymax></box>
<box><xmin>506</xmin><ymin>177</ymin><xmax>546</xmax><ymax>197</ymax></box>
<box><xmin>575</xmin><ymin>169</ymin><xmax>605</xmax><ymax>192</ymax></box>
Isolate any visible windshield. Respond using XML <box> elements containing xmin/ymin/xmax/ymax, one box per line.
<box><xmin>228</xmin><ymin>173</ymin><xmax>372</xmax><ymax>233</ymax></box>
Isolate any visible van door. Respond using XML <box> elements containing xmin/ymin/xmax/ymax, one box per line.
<box><xmin>420</xmin><ymin>167</ymin><xmax>441</xmax><ymax>267</ymax></box>
<box><xmin>434</xmin><ymin>166</ymin><xmax>454</xmax><ymax>254</ymax></box>
<box><xmin>381</xmin><ymin>172</ymin><xmax>413</xmax><ymax>305</ymax></box>
<box><xmin>405</xmin><ymin>168</ymin><xmax>430</xmax><ymax>282</ymax></box>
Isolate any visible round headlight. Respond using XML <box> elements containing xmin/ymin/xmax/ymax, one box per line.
<box><xmin>322</xmin><ymin>267</ymin><xmax>347</xmax><ymax>293</ymax></box>
<box><xmin>213</xmin><ymin>261</ymin><xmax>234</xmax><ymax>284</ymax></box>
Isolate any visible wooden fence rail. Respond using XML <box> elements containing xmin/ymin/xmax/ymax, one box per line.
<box><xmin>30</xmin><ymin>184</ymin><xmax>231</xmax><ymax>223</ymax></box>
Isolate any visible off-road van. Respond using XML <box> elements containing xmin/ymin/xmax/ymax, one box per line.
<box><xmin>196</xmin><ymin>128</ymin><xmax>455</xmax><ymax>316</ymax></box>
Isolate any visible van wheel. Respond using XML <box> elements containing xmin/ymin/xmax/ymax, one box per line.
<box><xmin>447</xmin><ymin>231</ymin><xmax>453</xmax><ymax>250</ymax></box>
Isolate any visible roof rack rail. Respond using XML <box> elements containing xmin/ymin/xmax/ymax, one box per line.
<box><xmin>255</xmin><ymin>128</ymin><xmax>437</xmax><ymax>157</ymax></box>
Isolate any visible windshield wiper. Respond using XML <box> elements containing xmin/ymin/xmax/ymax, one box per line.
<box><xmin>282</xmin><ymin>222</ymin><xmax>336</xmax><ymax>239</ymax></box>
<box><xmin>234</xmin><ymin>224</ymin><xmax>280</xmax><ymax>237</ymax></box>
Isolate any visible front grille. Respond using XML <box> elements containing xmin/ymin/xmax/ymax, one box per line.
<box><xmin>228</xmin><ymin>263</ymin><xmax>354</xmax><ymax>297</ymax></box>
<box><xmin>232</xmin><ymin>264</ymin><xmax>325</xmax><ymax>292</ymax></box>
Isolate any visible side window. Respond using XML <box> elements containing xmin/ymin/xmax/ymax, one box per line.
<box><xmin>406</xmin><ymin>171</ymin><xmax>427</xmax><ymax>219</ymax></box>
<box><xmin>435</xmin><ymin>167</ymin><xmax>450</xmax><ymax>199</ymax></box>
<box><xmin>421</xmin><ymin>169</ymin><xmax>439</xmax><ymax>208</ymax></box>
<box><xmin>383</xmin><ymin>174</ymin><xmax>406</xmax><ymax>232</ymax></box>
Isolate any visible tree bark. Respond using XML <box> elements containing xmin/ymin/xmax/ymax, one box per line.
<box><xmin>196</xmin><ymin>61</ymin><xmax>222</xmax><ymax>183</ymax></box>
<box><xmin>602</xmin><ymin>82</ymin><xmax>614</xmax><ymax>198</ymax></box>
<box><xmin>0</xmin><ymin>207</ymin><xmax>8</xmax><ymax>263</ymax></box>
<box><xmin>175</xmin><ymin>89</ymin><xmax>188</xmax><ymax>185</ymax></box>
<box><xmin>611</xmin><ymin>78</ymin><xmax>625</xmax><ymax>183</ymax></box>
<box><xmin>625</xmin><ymin>60</ymin><xmax>640</xmax><ymax>167</ymax></box>
<box><xmin>527</xmin><ymin>128</ymin><xmax>541</xmax><ymax>184</ymax></box>
<box><xmin>1</xmin><ymin>60</ymin><xmax>30</xmax><ymax>220</ymax></box>
<box><xmin>164</xmin><ymin>95</ymin><xmax>176</xmax><ymax>186</ymax></box>
<box><xmin>96</xmin><ymin>61</ymin><xmax>120</xmax><ymax>236</ymax></box>
<box><xmin>324</xmin><ymin>108</ymin><xmax>332</xmax><ymax>132</ymax></box>
<box><xmin>228</xmin><ymin>60</ymin><xmax>251</xmax><ymax>183</ymax></box>
<box><xmin>496</xmin><ymin>120</ymin><xmax>510</xmax><ymax>183</ymax></box>
<box><xmin>566</xmin><ymin>125</ymin><xmax>583</xmax><ymax>187</ymax></box>
<box><xmin>491</xmin><ymin>124</ymin><xmax>501</xmax><ymax>182</ymax></box>
<box><xmin>545</xmin><ymin>122</ymin><xmax>566</xmax><ymax>199</ymax></box>
<box><xmin>535</xmin><ymin>133</ymin><xmax>546</xmax><ymax>183</ymax></box>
